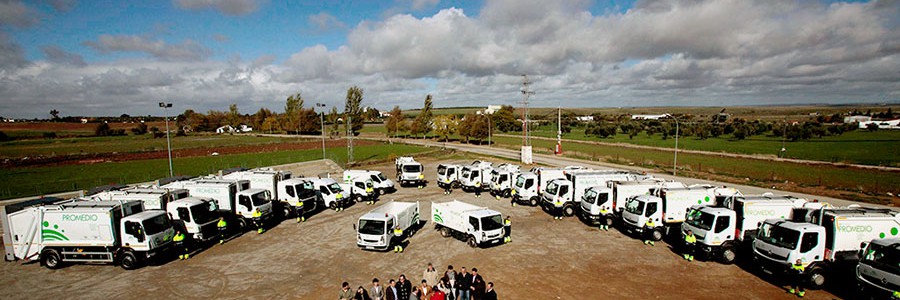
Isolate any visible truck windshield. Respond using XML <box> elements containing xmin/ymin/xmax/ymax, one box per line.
<box><xmin>515</xmin><ymin>176</ymin><xmax>525</xmax><ymax>188</ymax></box>
<box><xmin>461</xmin><ymin>169</ymin><xmax>471</xmax><ymax>179</ymax></box>
<box><xmin>625</xmin><ymin>198</ymin><xmax>644</xmax><ymax>215</ymax></box>
<box><xmin>546</xmin><ymin>182</ymin><xmax>560</xmax><ymax>195</ymax></box>
<box><xmin>251</xmin><ymin>192</ymin><xmax>269</xmax><ymax>206</ymax></box>
<box><xmin>376</xmin><ymin>173</ymin><xmax>388</xmax><ymax>181</ymax></box>
<box><xmin>757</xmin><ymin>223</ymin><xmax>800</xmax><ymax>250</ymax></box>
<box><xmin>862</xmin><ymin>243</ymin><xmax>900</xmax><ymax>273</ymax></box>
<box><xmin>686</xmin><ymin>210</ymin><xmax>715</xmax><ymax>231</ymax></box>
<box><xmin>190</xmin><ymin>202</ymin><xmax>217</xmax><ymax>224</ymax></box>
<box><xmin>358</xmin><ymin>219</ymin><xmax>385</xmax><ymax>235</ymax></box>
<box><xmin>327</xmin><ymin>183</ymin><xmax>343</xmax><ymax>194</ymax></box>
<box><xmin>482</xmin><ymin>215</ymin><xmax>503</xmax><ymax>231</ymax></box>
<box><xmin>142</xmin><ymin>214</ymin><xmax>171</xmax><ymax>235</ymax></box>
<box><xmin>403</xmin><ymin>165</ymin><xmax>422</xmax><ymax>173</ymax></box>
<box><xmin>583</xmin><ymin>189</ymin><xmax>597</xmax><ymax>204</ymax></box>
<box><xmin>438</xmin><ymin>165</ymin><xmax>447</xmax><ymax>175</ymax></box>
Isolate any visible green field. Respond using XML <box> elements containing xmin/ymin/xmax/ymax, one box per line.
<box><xmin>525</xmin><ymin>126</ymin><xmax>900</xmax><ymax>166</ymax></box>
<box><xmin>0</xmin><ymin>143</ymin><xmax>426</xmax><ymax>200</ymax></box>
<box><xmin>489</xmin><ymin>135</ymin><xmax>899</xmax><ymax>204</ymax></box>
<box><xmin>0</xmin><ymin>134</ymin><xmax>308</xmax><ymax>158</ymax></box>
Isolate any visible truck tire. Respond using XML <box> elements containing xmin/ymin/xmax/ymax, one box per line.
<box><xmin>720</xmin><ymin>245</ymin><xmax>737</xmax><ymax>264</ymax></box>
<box><xmin>237</xmin><ymin>218</ymin><xmax>248</xmax><ymax>231</ymax></box>
<box><xmin>119</xmin><ymin>251</ymin><xmax>139</xmax><ymax>270</ymax></box>
<box><xmin>503</xmin><ymin>190</ymin><xmax>511</xmax><ymax>198</ymax></box>
<box><xmin>354</xmin><ymin>194</ymin><xmax>362</xmax><ymax>203</ymax></box>
<box><xmin>808</xmin><ymin>266</ymin><xmax>826</xmax><ymax>289</ymax></box>
<box><xmin>329</xmin><ymin>201</ymin><xmax>337</xmax><ymax>210</ymax></box>
<box><xmin>41</xmin><ymin>249</ymin><xmax>62</xmax><ymax>269</ymax></box>
<box><xmin>282</xmin><ymin>206</ymin><xmax>293</xmax><ymax>219</ymax></box>
<box><xmin>563</xmin><ymin>204</ymin><xmax>575</xmax><ymax>217</ymax></box>
<box><xmin>603</xmin><ymin>217</ymin><xmax>614</xmax><ymax>227</ymax></box>
<box><xmin>467</xmin><ymin>236</ymin><xmax>478</xmax><ymax>248</ymax></box>
<box><xmin>440</xmin><ymin>227</ymin><xmax>451</xmax><ymax>238</ymax></box>
<box><xmin>651</xmin><ymin>228</ymin><xmax>664</xmax><ymax>241</ymax></box>
<box><xmin>529</xmin><ymin>197</ymin><xmax>539</xmax><ymax>207</ymax></box>
<box><xmin>451</xmin><ymin>181</ymin><xmax>459</xmax><ymax>189</ymax></box>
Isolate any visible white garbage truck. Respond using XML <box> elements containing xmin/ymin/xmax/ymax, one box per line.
<box><xmin>752</xmin><ymin>206</ymin><xmax>900</xmax><ymax>289</ymax></box>
<box><xmin>356</xmin><ymin>201</ymin><xmax>421</xmax><ymax>251</ymax></box>
<box><xmin>436</xmin><ymin>163</ymin><xmax>463</xmax><ymax>189</ymax></box>
<box><xmin>489</xmin><ymin>164</ymin><xmax>520</xmax><ymax>198</ymax></box>
<box><xmin>857</xmin><ymin>238</ymin><xmax>900</xmax><ymax>299</ymax></box>
<box><xmin>579</xmin><ymin>180</ymin><xmax>685</xmax><ymax>227</ymax></box>
<box><xmin>162</xmin><ymin>179</ymin><xmax>273</xmax><ymax>231</ymax></box>
<box><xmin>222</xmin><ymin>168</ymin><xmax>318</xmax><ymax>219</ymax></box>
<box><xmin>86</xmin><ymin>187</ymin><xmax>220</xmax><ymax>243</ymax></box>
<box><xmin>621</xmin><ymin>186</ymin><xmax>726</xmax><ymax>241</ymax></box>
<box><xmin>395</xmin><ymin>156</ymin><xmax>425</xmax><ymax>187</ymax></box>
<box><xmin>344</xmin><ymin>170</ymin><xmax>396</xmax><ymax>195</ymax></box>
<box><xmin>1</xmin><ymin>199</ymin><xmax>174</xmax><ymax>270</ymax></box>
<box><xmin>680</xmin><ymin>194</ymin><xmax>814</xmax><ymax>264</ymax></box>
<box><xmin>302</xmin><ymin>177</ymin><xmax>348</xmax><ymax>211</ymax></box>
<box><xmin>511</xmin><ymin>168</ymin><xmax>580</xmax><ymax>207</ymax></box>
<box><xmin>432</xmin><ymin>200</ymin><xmax>505</xmax><ymax>248</ymax></box>
<box><xmin>459</xmin><ymin>162</ymin><xmax>494</xmax><ymax>192</ymax></box>
<box><xmin>541</xmin><ymin>171</ymin><xmax>647</xmax><ymax>218</ymax></box>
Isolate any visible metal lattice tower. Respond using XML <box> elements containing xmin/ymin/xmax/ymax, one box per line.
<box><xmin>521</xmin><ymin>75</ymin><xmax>535</xmax><ymax>146</ymax></box>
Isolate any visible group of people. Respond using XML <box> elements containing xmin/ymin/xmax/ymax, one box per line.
<box><xmin>340</xmin><ymin>263</ymin><xmax>498</xmax><ymax>300</ymax></box>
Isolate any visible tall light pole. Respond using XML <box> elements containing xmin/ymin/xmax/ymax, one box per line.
<box><xmin>159</xmin><ymin>102</ymin><xmax>174</xmax><ymax>177</ymax></box>
<box><xmin>317</xmin><ymin>103</ymin><xmax>326</xmax><ymax>160</ymax></box>
<box><xmin>666</xmin><ymin>113</ymin><xmax>680</xmax><ymax>176</ymax></box>
<box><xmin>486</xmin><ymin>113</ymin><xmax>492</xmax><ymax>147</ymax></box>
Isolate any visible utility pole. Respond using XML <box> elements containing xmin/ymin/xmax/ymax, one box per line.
<box><xmin>158</xmin><ymin>102</ymin><xmax>174</xmax><ymax>177</ymax></box>
<box><xmin>317</xmin><ymin>103</ymin><xmax>326</xmax><ymax>160</ymax></box>
<box><xmin>521</xmin><ymin>75</ymin><xmax>534</xmax><ymax>146</ymax></box>
<box><xmin>556</xmin><ymin>106</ymin><xmax>562</xmax><ymax>155</ymax></box>
<box><xmin>347</xmin><ymin>115</ymin><xmax>353</xmax><ymax>166</ymax></box>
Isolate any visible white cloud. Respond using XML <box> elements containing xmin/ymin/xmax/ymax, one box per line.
<box><xmin>2</xmin><ymin>0</ymin><xmax>900</xmax><ymax>118</ymax></box>
<box><xmin>83</xmin><ymin>34</ymin><xmax>212</xmax><ymax>61</ymax></box>
<box><xmin>173</xmin><ymin>0</ymin><xmax>262</xmax><ymax>16</ymax></box>
<box><xmin>0</xmin><ymin>0</ymin><xmax>38</xmax><ymax>27</ymax></box>
<box><xmin>41</xmin><ymin>45</ymin><xmax>86</xmax><ymax>67</ymax></box>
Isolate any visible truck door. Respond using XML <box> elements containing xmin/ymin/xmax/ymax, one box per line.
<box><xmin>472</xmin><ymin>171</ymin><xmax>480</xmax><ymax>183</ymax></box>
<box><xmin>468</xmin><ymin>217</ymin><xmax>480</xmax><ymax>235</ymax></box>
<box><xmin>646</xmin><ymin>202</ymin><xmax>659</xmax><ymax>222</ymax></box>
<box><xmin>123</xmin><ymin>221</ymin><xmax>145</xmax><ymax>245</ymax></box>
<box><xmin>238</xmin><ymin>195</ymin><xmax>252</xmax><ymax>215</ymax></box>
<box><xmin>176</xmin><ymin>207</ymin><xmax>191</xmax><ymax>223</ymax></box>
<box><xmin>559</xmin><ymin>185</ymin><xmax>570</xmax><ymax>201</ymax></box>
<box><xmin>525</xmin><ymin>179</ymin><xmax>534</xmax><ymax>193</ymax></box>
<box><xmin>714</xmin><ymin>216</ymin><xmax>732</xmax><ymax>241</ymax></box>
<box><xmin>799</xmin><ymin>232</ymin><xmax>823</xmax><ymax>262</ymax></box>
<box><xmin>285</xmin><ymin>185</ymin><xmax>296</xmax><ymax>198</ymax></box>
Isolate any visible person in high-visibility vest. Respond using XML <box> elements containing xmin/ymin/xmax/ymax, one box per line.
<box><xmin>172</xmin><ymin>231</ymin><xmax>188</xmax><ymax>259</ymax></box>
<box><xmin>393</xmin><ymin>226</ymin><xmax>404</xmax><ymax>253</ymax></box>
<box><xmin>893</xmin><ymin>290</ymin><xmax>900</xmax><ymax>299</ymax></box>
<box><xmin>683</xmin><ymin>230</ymin><xmax>697</xmax><ymax>261</ymax></box>
<box><xmin>474</xmin><ymin>181</ymin><xmax>482</xmax><ymax>198</ymax></box>
<box><xmin>510</xmin><ymin>188</ymin><xmax>517</xmax><ymax>207</ymax></box>
<box><xmin>335</xmin><ymin>193</ymin><xmax>344</xmax><ymax>212</ymax></box>
<box><xmin>503</xmin><ymin>216</ymin><xmax>512</xmax><ymax>243</ymax></box>
<box><xmin>642</xmin><ymin>219</ymin><xmax>656</xmax><ymax>246</ymax></box>
<box><xmin>252</xmin><ymin>209</ymin><xmax>264</xmax><ymax>234</ymax></box>
<box><xmin>443</xmin><ymin>180</ymin><xmax>453</xmax><ymax>195</ymax></box>
<box><xmin>366</xmin><ymin>186</ymin><xmax>375</xmax><ymax>205</ymax></box>
<box><xmin>599</xmin><ymin>207</ymin><xmax>610</xmax><ymax>231</ymax></box>
<box><xmin>789</xmin><ymin>259</ymin><xmax>806</xmax><ymax>297</ymax></box>
<box><xmin>295</xmin><ymin>201</ymin><xmax>305</xmax><ymax>223</ymax></box>
<box><xmin>217</xmin><ymin>217</ymin><xmax>228</xmax><ymax>244</ymax></box>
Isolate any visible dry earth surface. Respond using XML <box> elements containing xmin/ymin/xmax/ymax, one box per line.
<box><xmin>0</xmin><ymin>157</ymin><xmax>851</xmax><ymax>299</ymax></box>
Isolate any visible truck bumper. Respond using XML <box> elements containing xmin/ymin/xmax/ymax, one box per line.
<box><xmin>357</xmin><ymin>242</ymin><xmax>390</xmax><ymax>251</ymax></box>
<box><xmin>579</xmin><ymin>210</ymin><xmax>601</xmax><ymax>224</ymax></box>
<box><xmin>752</xmin><ymin>251</ymin><xmax>790</xmax><ymax>275</ymax></box>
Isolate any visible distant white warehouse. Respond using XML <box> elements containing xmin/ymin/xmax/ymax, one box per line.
<box><xmin>631</xmin><ymin>114</ymin><xmax>668</xmax><ymax>120</ymax></box>
<box><xmin>859</xmin><ymin>119</ymin><xmax>900</xmax><ymax>130</ymax></box>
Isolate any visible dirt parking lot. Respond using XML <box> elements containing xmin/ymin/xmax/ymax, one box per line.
<box><xmin>0</xmin><ymin>157</ymin><xmax>847</xmax><ymax>299</ymax></box>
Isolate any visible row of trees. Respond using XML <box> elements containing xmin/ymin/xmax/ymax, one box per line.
<box><xmin>384</xmin><ymin>96</ymin><xmax>520</xmax><ymax>143</ymax></box>
<box><xmin>580</xmin><ymin>117</ymin><xmax>859</xmax><ymax>141</ymax></box>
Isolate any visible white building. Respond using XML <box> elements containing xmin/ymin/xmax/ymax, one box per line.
<box><xmin>859</xmin><ymin>119</ymin><xmax>900</xmax><ymax>130</ymax></box>
<box><xmin>484</xmin><ymin>105</ymin><xmax>503</xmax><ymax>115</ymax></box>
<box><xmin>576</xmin><ymin>116</ymin><xmax>594</xmax><ymax>122</ymax></box>
<box><xmin>843</xmin><ymin>115</ymin><xmax>871</xmax><ymax>123</ymax></box>
<box><xmin>631</xmin><ymin>114</ymin><xmax>667</xmax><ymax>120</ymax></box>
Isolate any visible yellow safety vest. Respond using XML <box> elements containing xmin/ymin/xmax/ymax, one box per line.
<box><xmin>394</xmin><ymin>228</ymin><xmax>403</xmax><ymax>236</ymax></box>
<box><xmin>217</xmin><ymin>219</ymin><xmax>227</xmax><ymax>228</ymax></box>
<box><xmin>684</xmin><ymin>234</ymin><xmax>696</xmax><ymax>244</ymax></box>
<box><xmin>173</xmin><ymin>233</ymin><xmax>185</xmax><ymax>242</ymax></box>
<box><xmin>366</xmin><ymin>187</ymin><xmax>374</xmax><ymax>193</ymax></box>
<box><xmin>511</xmin><ymin>189</ymin><xmax>516</xmax><ymax>195</ymax></box>
<box><xmin>418</xmin><ymin>174</ymin><xmax>425</xmax><ymax>179</ymax></box>
<box><xmin>504</xmin><ymin>220</ymin><xmax>511</xmax><ymax>226</ymax></box>
<box><xmin>336</xmin><ymin>193</ymin><xmax>343</xmax><ymax>199</ymax></box>
<box><xmin>296</xmin><ymin>201</ymin><xmax>304</xmax><ymax>207</ymax></box>
<box><xmin>791</xmin><ymin>263</ymin><xmax>805</xmax><ymax>272</ymax></box>
<box><xmin>645</xmin><ymin>220</ymin><xmax>655</xmax><ymax>228</ymax></box>
<box><xmin>600</xmin><ymin>207</ymin><xmax>609</xmax><ymax>214</ymax></box>
<box><xmin>475</xmin><ymin>181</ymin><xmax>481</xmax><ymax>187</ymax></box>
<box><xmin>252</xmin><ymin>210</ymin><xmax>262</xmax><ymax>218</ymax></box>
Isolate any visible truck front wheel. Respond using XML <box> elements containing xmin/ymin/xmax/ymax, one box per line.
<box><xmin>451</xmin><ymin>181</ymin><xmax>459</xmax><ymax>189</ymax></box>
<box><xmin>440</xmin><ymin>227</ymin><xmax>451</xmax><ymax>238</ymax></box>
<box><xmin>119</xmin><ymin>251</ymin><xmax>139</xmax><ymax>270</ymax></box>
<box><xmin>529</xmin><ymin>197</ymin><xmax>539</xmax><ymax>207</ymax></box>
<box><xmin>41</xmin><ymin>249</ymin><xmax>62</xmax><ymax>269</ymax></box>
<box><xmin>603</xmin><ymin>217</ymin><xmax>614</xmax><ymax>227</ymax></box>
<box><xmin>651</xmin><ymin>228</ymin><xmax>664</xmax><ymax>241</ymax></box>
<box><xmin>720</xmin><ymin>245</ymin><xmax>737</xmax><ymax>264</ymax></box>
<box><xmin>282</xmin><ymin>206</ymin><xmax>293</xmax><ymax>219</ymax></box>
<box><xmin>467</xmin><ymin>236</ymin><xmax>478</xmax><ymax>248</ymax></box>
<box><xmin>808</xmin><ymin>266</ymin><xmax>826</xmax><ymax>289</ymax></box>
<box><xmin>563</xmin><ymin>204</ymin><xmax>575</xmax><ymax>217</ymax></box>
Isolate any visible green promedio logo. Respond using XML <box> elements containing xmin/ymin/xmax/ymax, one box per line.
<box><xmin>42</xmin><ymin>221</ymin><xmax>69</xmax><ymax>241</ymax></box>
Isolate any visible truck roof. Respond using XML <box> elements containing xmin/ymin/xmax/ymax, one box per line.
<box><xmin>360</xmin><ymin>201</ymin><xmax>417</xmax><ymax>220</ymax></box>
<box><xmin>125</xmin><ymin>210</ymin><xmax>166</xmax><ymax>220</ymax></box>
<box><xmin>825</xmin><ymin>207</ymin><xmax>896</xmax><ymax>218</ymax></box>
<box><xmin>772</xmin><ymin>220</ymin><xmax>821</xmax><ymax>232</ymax></box>
<box><xmin>433</xmin><ymin>200</ymin><xmax>499</xmax><ymax>217</ymax></box>
<box><xmin>170</xmin><ymin>197</ymin><xmax>213</xmax><ymax>207</ymax></box>
<box><xmin>3</xmin><ymin>197</ymin><xmax>67</xmax><ymax>214</ymax></box>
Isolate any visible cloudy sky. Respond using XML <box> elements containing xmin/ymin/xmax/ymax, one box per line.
<box><xmin>1</xmin><ymin>0</ymin><xmax>898</xmax><ymax>118</ymax></box>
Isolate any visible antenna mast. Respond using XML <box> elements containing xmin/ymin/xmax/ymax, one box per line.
<box><xmin>521</xmin><ymin>75</ymin><xmax>535</xmax><ymax>146</ymax></box>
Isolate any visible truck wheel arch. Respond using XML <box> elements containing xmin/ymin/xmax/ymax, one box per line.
<box><xmin>719</xmin><ymin>243</ymin><xmax>737</xmax><ymax>264</ymax></box>
<box><xmin>529</xmin><ymin>197</ymin><xmax>539</xmax><ymax>207</ymax></box>
<box><xmin>807</xmin><ymin>265</ymin><xmax>827</xmax><ymax>289</ymax></box>
<box><xmin>563</xmin><ymin>204</ymin><xmax>576</xmax><ymax>217</ymax></box>
<box><xmin>118</xmin><ymin>250</ymin><xmax>140</xmax><ymax>270</ymax></box>
<box><xmin>466</xmin><ymin>236</ymin><xmax>478</xmax><ymax>248</ymax></box>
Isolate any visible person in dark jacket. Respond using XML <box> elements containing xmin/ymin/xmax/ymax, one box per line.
<box><xmin>385</xmin><ymin>279</ymin><xmax>397</xmax><ymax>300</ymax></box>
<box><xmin>470</xmin><ymin>268</ymin><xmax>485</xmax><ymax>300</ymax></box>
<box><xmin>457</xmin><ymin>267</ymin><xmax>472</xmax><ymax>300</ymax></box>
<box><xmin>397</xmin><ymin>274</ymin><xmax>412</xmax><ymax>300</ymax></box>
<box><xmin>483</xmin><ymin>282</ymin><xmax>497</xmax><ymax>300</ymax></box>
